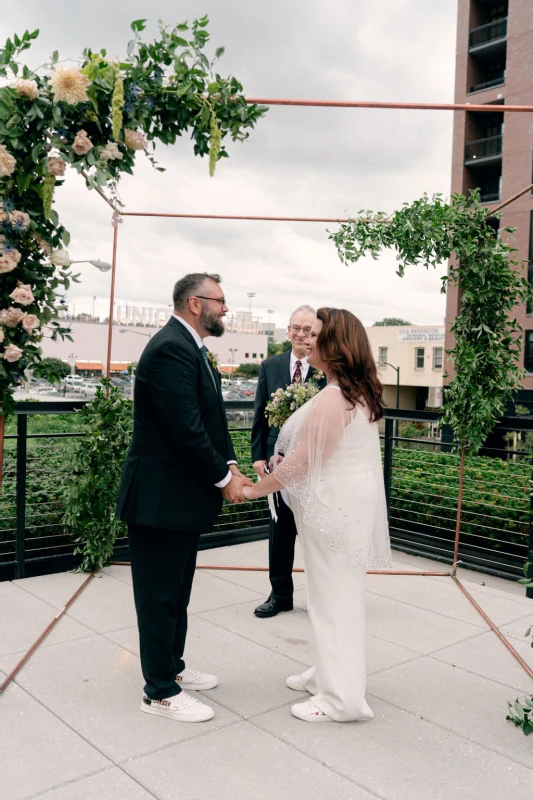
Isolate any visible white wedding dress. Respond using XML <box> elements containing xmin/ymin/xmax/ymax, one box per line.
<box><xmin>274</xmin><ymin>384</ymin><xmax>392</xmax><ymax>721</ymax></box>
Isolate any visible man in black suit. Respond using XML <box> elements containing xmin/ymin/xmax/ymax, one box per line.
<box><xmin>117</xmin><ymin>273</ymin><xmax>252</xmax><ymax>723</ymax></box>
<box><xmin>251</xmin><ymin>305</ymin><xmax>326</xmax><ymax>618</ymax></box>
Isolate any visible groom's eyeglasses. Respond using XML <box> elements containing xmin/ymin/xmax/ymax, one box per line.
<box><xmin>194</xmin><ymin>295</ymin><xmax>227</xmax><ymax>307</ymax></box>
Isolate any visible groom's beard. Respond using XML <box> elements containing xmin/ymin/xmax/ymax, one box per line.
<box><xmin>201</xmin><ymin>306</ymin><xmax>225</xmax><ymax>337</ymax></box>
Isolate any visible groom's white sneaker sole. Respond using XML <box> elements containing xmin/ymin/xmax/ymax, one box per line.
<box><xmin>141</xmin><ymin>691</ymin><xmax>214</xmax><ymax>722</ymax></box>
<box><xmin>286</xmin><ymin>674</ymin><xmax>311</xmax><ymax>692</ymax></box>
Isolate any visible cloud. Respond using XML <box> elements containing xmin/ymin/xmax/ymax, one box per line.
<box><xmin>1</xmin><ymin>0</ymin><xmax>458</xmax><ymax>327</ymax></box>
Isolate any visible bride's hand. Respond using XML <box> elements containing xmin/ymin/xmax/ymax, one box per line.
<box><xmin>242</xmin><ymin>485</ymin><xmax>255</xmax><ymax>501</ymax></box>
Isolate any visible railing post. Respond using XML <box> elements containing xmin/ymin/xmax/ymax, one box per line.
<box><xmin>383</xmin><ymin>417</ymin><xmax>394</xmax><ymax>521</ymax></box>
<box><xmin>527</xmin><ymin>457</ymin><xmax>533</xmax><ymax>600</ymax></box>
<box><xmin>15</xmin><ymin>413</ymin><xmax>27</xmax><ymax>580</ymax></box>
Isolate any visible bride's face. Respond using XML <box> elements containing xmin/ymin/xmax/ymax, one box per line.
<box><xmin>306</xmin><ymin>319</ymin><xmax>327</xmax><ymax>371</ymax></box>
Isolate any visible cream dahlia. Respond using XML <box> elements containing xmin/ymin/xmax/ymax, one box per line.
<box><xmin>0</xmin><ymin>144</ymin><xmax>16</xmax><ymax>177</ymax></box>
<box><xmin>0</xmin><ymin>307</ymin><xmax>26</xmax><ymax>327</ymax></box>
<box><xmin>12</xmin><ymin>78</ymin><xmax>39</xmax><ymax>100</ymax></box>
<box><xmin>49</xmin><ymin>66</ymin><xmax>90</xmax><ymax>105</ymax></box>
<box><xmin>124</xmin><ymin>129</ymin><xmax>147</xmax><ymax>150</ymax></box>
<box><xmin>49</xmin><ymin>249</ymin><xmax>71</xmax><ymax>267</ymax></box>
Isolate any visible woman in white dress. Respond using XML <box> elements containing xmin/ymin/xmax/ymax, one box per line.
<box><xmin>243</xmin><ymin>308</ymin><xmax>392</xmax><ymax>723</ymax></box>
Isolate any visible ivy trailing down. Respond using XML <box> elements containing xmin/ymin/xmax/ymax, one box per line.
<box><xmin>330</xmin><ymin>191</ymin><xmax>533</xmax><ymax>453</ymax></box>
<box><xmin>0</xmin><ymin>17</ymin><xmax>267</xmax><ymax>415</ymax></box>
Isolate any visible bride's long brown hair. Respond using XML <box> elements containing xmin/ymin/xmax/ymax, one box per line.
<box><xmin>316</xmin><ymin>307</ymin><xmax>384</xmax><ymax>422</ymax></box>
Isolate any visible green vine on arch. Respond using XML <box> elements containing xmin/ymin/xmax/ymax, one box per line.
<box><xmin>0</xmin><ymin>17</ymin><xmax>267</xmax><ymax>416</ymax></box>
<box><xmin>330</xmin><ymin>191</ymin><xmax>533</xmax><ymax>453</ymax></box>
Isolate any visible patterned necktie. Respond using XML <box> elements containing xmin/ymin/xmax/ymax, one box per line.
<box><xmin>293</xmin><ymin>360</ymin><xmax>303</xmax><ymax>383</ymax></box>
<box><xmin>200</xmin><ymin>346</ymin><xmax>217</xmax><ymax>389</ymax></box>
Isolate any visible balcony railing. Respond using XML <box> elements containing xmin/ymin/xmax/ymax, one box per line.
<box><xmin>469</xmin><ymin>17</ymin><xmax>508</xmax><ymax>49</ymax></box>
<box><xmin>469</xmin><ymin>75</ymin><xmax>505</xmax><ymax>93</ymax></box>
<box><xmin>464</xmin><ymin>134</ymin><xmax>502</xmax><ymax>163</ymax></box>
<box><xmin>479</xmin><ymin>190</ymin><xmax>501</xmax><ymax>203</ymax></box>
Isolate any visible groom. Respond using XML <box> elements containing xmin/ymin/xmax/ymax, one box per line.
<box><xmin>251</xmin><ymin>304</ymin><xmax>326</xmax><ymax>617</ymax></box>
<box><xmin>117</xmin><ymin>272</ymin><xmax>252</xmax><ymax>723</ymax></box>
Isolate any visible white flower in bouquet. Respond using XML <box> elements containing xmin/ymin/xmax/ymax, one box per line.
<box><xmin>100</xmin><ymin>142</ymin><xmax>123</xmax><ymax>161</ymax></box>
<box><xmin>265</xmin><ymin>370</ymin><xmax>325</xmax><ymax>428</ymax></box>
<box><xmin>9</xmin><ymin>284</ymin><xmax>35</xmax><ymax>306</ymax></box>
<box><xmin>0</xmin><ymin>144</ymin><xmax>16</xmax><ymax>177</ymax></box>
<box><xmin>12</xmin><ymin>78</ymin><xmax>39</xmax><ymax>100</ymax></box>
<box><xmin>124</xmin><ymin>129</ymin><xmax>147</xmax><ymax>150</ymax></box>
<box><xmin>3</xmin><ymin>344</ymin><xmax>24</xmax><ymax>362</ymax></box>
<box><xmin>49</xmin><ymin>67</ymin><xmax>90</xmax><ymax>105</ymax></box>
<box><xmin>72</xmin><ymin>130</ymin><xmax>93</xmax><ymax>155</ymax></box>
<box><xmin>46</xmin><ymin>157</ymin><xmax>67</xmax><ymax>177</ymax></box>
<box><xmin>50</xmin><ymin>249</ymin><xmax>71</xmax><ymax>267</ymax></box>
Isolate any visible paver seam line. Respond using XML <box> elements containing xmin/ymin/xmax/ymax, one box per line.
<box><xmin>363</xmin><ymin>686</ymin><xmax>533</xmax><ymax>771</ymax></box>
<box><xmin>0</xmin><ymin>632</ymin><xmax>97</xmax><ymax>661</ymax></box>
<box><xmin>362</xmin><ymin>623</ymin><xmax>489</xmax><ymax>656</ymax></box>
<box><xmin>250</xmin><ymin>693</ymin><xmax>533</xmax><ymax>785</ymax></box>
<box><xmin>9</xmin><ymin>575</ymin><xmax>102</xmax><ymax>636</ymax></box>
<box><xmin>245</xmin><ymin>716</ymin><xmax>390</xmax><ymax>800</ymax></box>
<box><xmin>23</xmin><ymin>765</ymin><xmax>159</xmax><ymax>800</ymax></box>
<box><xmin>199</xmin><ymin>566</ymin><xmax>290</xmax><ymax>594</ymax></box>
<box><xmin>193</xmin><ymin>611</ymin><xmax>312</xmax><ymax>669</ymax></box>
<box><xmin>11</xmin><ymin>669</ymin><xmax>244</xmax><ymax>769</ymax></box>
<box><xmin>423</xmin><ymin>653</ymin><xmax>533</xmax><ymax>695</ymax></box>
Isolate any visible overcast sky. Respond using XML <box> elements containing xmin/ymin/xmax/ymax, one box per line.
<box><xmin>1</xmin><ymin>0</ymin><xmax>458</xmax><ymax>329</ymax></box>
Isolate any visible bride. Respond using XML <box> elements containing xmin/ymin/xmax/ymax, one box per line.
<box><xmin>243</xmin><ymin>307</ymin><xmax>392</xmax><ymax>723</ymax></box>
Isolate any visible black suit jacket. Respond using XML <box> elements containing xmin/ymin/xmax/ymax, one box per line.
<box><xmin>251</xmin><ymin>351</ymin><xmax>326</xmax><ymax>462</ymax></box>
<box><xmin>116</xmin><ymin>317</ymin><xmax>237</xmax><ymax>533</ymax></box>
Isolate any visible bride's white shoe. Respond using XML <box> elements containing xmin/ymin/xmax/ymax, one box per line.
<box><xmin>291</xmin><ymin>699</ymin><xmax>330</xmax><ymax>722</ymax></box>
<box><xmin>286</xmin><ymin>674</ymin><xmax>310</xmax><ymax>692</ymax></box>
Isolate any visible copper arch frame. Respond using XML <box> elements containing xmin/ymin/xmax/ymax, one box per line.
<box><xmin>2</xmin><ymin>95</ymin><xmax>533</xmax><ymax>694</ymax></box>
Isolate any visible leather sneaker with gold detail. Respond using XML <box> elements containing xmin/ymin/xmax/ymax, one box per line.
<box><xmin>176</xmin><ymin>668</ymin><xmax>218</xmax><ymax>691</ymax></box>
<box><xmin>141</xmin><ymin>691</ymin><xmax>214</xmax><ymax>722</ymax></box>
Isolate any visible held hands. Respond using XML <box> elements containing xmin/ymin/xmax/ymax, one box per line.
<box><xmin>221</xmin><ymin>469</ymin><xmax>254</xmax><ymax>504</ymax></box>
<box><xmin>253</xmin><ymin>460</ymin><xmax>267</xmax><ymax>478</ymax></box>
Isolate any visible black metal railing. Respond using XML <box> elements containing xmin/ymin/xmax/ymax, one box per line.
<box><xmin>1</xmin><ymin>402</ymin><xmax>532</xmax><ymax>597</ymax></box>
<box><xmin>464</xmin><ymin>134</ymin><xmax>503</xmax><ymax>162</ymax></box>
<box><xmin>469</xmin><ymin>75</ymin><xmax>505</xmax><ymax>94</ymax></box>
<box><xmin>469</xmin><ymin>18</ymin><xmax>508</xmax><ymax>49</ymax></box>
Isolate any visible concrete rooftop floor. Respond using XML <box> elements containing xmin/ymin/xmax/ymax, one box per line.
<box><xmin>1</xmin><ymin>540</ymin><xmax>532</xmax><ymax>800</ymax></box>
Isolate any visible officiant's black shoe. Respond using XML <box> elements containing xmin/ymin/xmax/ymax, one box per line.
<box><xmin>254</xmin><ymin>596</ymin><xmax>293</xmax><ymax>618</ymax></box>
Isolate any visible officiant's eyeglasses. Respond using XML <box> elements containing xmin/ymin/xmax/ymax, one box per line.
<box><xmin>289</xmin><ymin>325</ymin><xmax>313</xmax><ymax>335</ymax></box>
<box><xmin>193</xmin><ymin>295</ymin><xmax>227</xmax><ymax>307</ymax></box>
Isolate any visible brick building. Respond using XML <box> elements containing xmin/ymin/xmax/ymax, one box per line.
<box><xmin>445</xmin><ymin>0</ymin><xmax>533</xmax><ymax>400</ymax></box>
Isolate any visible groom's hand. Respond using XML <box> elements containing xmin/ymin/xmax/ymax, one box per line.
<box><xmin>221</xmin><ymin>474</ymin><xmax>254</xmax><ymax>504</ymax></box>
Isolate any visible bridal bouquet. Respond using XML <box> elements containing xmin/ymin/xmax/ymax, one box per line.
<box><xmin>265</xmin><ymin>371</ymin><xmax>325</xmax><ymax>428</ymax></box>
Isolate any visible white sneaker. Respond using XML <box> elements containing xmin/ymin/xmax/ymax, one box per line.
<box><xmin>141</xmin><ymin>691</ymin><xmax>214</xmax><ymax>722</ymax></box>
<box><xmin>291</xmin><ymin>699</ymin><xmax>331</xmax><ymax>722</ymax></box>
<box><xmin>286</xmin><ymin>674</ymin><xmax>310</xmax><ymax>692</ymax></box>
<box><xmin>176</xmin><ymin>668</ymin><xmax>218</xmax><ymax>691</ymax></box>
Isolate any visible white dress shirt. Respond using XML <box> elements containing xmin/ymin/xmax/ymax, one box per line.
<box><xmin>173</xmin><ymin>315</ymin><xmax>235</xmax><ymax>488</ymax></box>
<box><xmin>290</xmin><ymin>352</ymin><xmax>310</xmax><ymax>383</ymax></box>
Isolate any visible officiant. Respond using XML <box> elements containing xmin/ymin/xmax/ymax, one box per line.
<box><xmin>251</xmin><ymin>305</ymin><xmax>326</xmax><ymax>618</ymax></box>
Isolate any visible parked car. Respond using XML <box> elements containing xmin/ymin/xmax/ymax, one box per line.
<box><xmin>62</xmin><ymin>375</ymin><xmax>83</xmax><ymax>389</ymax></box>
<box><xmin>79</xmin><ymin>383</ymin><xmax>97</xmax><ymax>398</ymax></box>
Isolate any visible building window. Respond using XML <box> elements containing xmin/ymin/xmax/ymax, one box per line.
<box><xmin>433</xmin><ymin>347</ymin><xmax>443</xmax><ymax>369</ymax></box>
<box><xmin>378</xmin><ymin>347</ymin><xmax>388</xmax><ymax>365</ymax></box>
<box><xmin>245</xmin><ymin>352</ymin><xmax>249</xmax><ymax>358</ymax></box>
<box><xmin>260</xmin><ymin>353</ymin><xmax>264</xmax><ymax>358</ymax></box>
<box><xmin>252</xmin><ymin>353</ymin><xmax>257</xmax><ymax>359</ymax></box>
<box><xmin>415</xmin><ymin>348</ymin><xmax>425</xmax><ymax>369</ymax></box>
<box><xmin>525</xmin><ymin>332</ymin><xmax>533</xmax><ymax>373</ymax></box>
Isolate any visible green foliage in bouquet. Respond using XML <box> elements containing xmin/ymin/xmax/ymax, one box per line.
<box><xmin>0</xmin><ymin>17</ymin><xmax>267</xmax><ymax>415</ymax></box>
<box><xmin>64</xmin><ymin>382</ymin><xmax>133</xmax><ymax>571</ymax></box>
<box><xmin>265</xmin><ymin>371</ymin><xmax>325</xmax><ymax>428</ymax></box>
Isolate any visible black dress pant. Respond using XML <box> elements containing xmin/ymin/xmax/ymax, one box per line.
<box><xmin>128</xmin><ymin>523</ymin><xmax>200</xmax><ymax>700</ymax></box>
<box><xmin>269</xmin><ymin>493</ymin><xmax>297</xmax><ymax>601</ymax></box>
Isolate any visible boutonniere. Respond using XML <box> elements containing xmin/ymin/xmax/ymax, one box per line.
<box><xmin>207</xmin><ymin>350</ymin><xmax>219</xmax><ymax>371</ymax></box>
<box><xmin>311</xmin><ymin>369</ymin><xmax>325</xmax><ymax>383</ymax></box>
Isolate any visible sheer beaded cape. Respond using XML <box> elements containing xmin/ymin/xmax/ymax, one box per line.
<box><xmin>275</xmin><ymin>384</ymin><xmax>392</xmax><ymax>568</ymax></box>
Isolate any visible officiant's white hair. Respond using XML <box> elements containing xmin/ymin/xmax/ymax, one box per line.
<box><xmin>289</xmin><ymin>304</ymin><xmax>316</xmax><ymax>322</ymax></box>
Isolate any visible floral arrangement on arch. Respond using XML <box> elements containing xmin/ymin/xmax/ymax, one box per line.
<box><xmin>266</xmin><ymin>371</ymin><xmax>326</xmax><ymax>428</ymax></box>
<box><xmin>0</xmin><ymin>17</ymin><xmax>267</xmax><ymax>417</ymax></box>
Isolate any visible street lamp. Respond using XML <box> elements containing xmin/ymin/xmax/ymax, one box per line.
<box><xmin>68</xmin><ymin>352</ymin><xmax>77</xmax><ymax>376</ymax></box>
<box><xmin>69</xmin><ymin>259</ymin><xmax>113</xmax><ymax>272</ymax></box>
<box><xmin>247</xmin><ymin>292</ymin><xmax>256</xmax><ymax>314</ymax></box>
<box><xmin>266</xmin><ymin>309</ymin><xmax>274</xmax><ymax>337</ymax></box>
<box><xmin>229</xmin><ymin>347</ymin><xmax>238</xmax><ymax>383</ymax></box>
<box><xmin>379</xmin><ymin>361</ymin><xmax>400</xmax><ymax>438</ymax></box>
